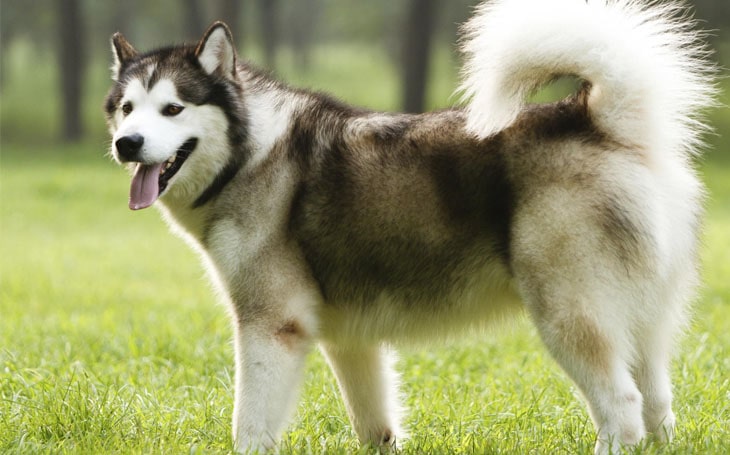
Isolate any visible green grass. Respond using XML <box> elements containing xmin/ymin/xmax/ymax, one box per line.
<box><xmin>1</xmin><ymin>41</ymin><xmax>729</xmax><ymax>454</ymax></box>
<box><xmin>1</xmin><ymin>145</ymin><xmax>728</xmax><ymax>454</ymax></box>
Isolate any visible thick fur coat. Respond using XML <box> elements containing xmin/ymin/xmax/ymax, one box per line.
<box><xmin>104</xmin><ymin>1</ymin><xmax>716</xmax><ymax>453</ymax></box>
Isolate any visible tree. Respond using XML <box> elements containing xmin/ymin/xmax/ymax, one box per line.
<box><xmin>57</xmin><ymin>0</ymin><xmax>86</xmax><ymax>142</ymax></box>
<box><xmin>183</xmin><ymin>0</ymin><xmax>204</xmax><ymax>40</ymax></box>
<box><xmin>287</xmin><ymin>0</ymin><xmax>319</xmax><ymax>71</ymax></box>
<box><xmin>220</xmin><ymin>0</ymin><xmax>243</xmax><ymax>46</ymax></box>
<box><xmin>401</xmin><ymin>0</ymin><xmax>437</xmax><ymax>113</ymax></box>
<box><xmin>111</xmin><ymin>0</ymin><xmax>134</xmax><ymax>37</ymax></box>
<box><xmin>257</xmin><ymin>0</ymin><xmax>278</xmax><ymax>68</ymax></box>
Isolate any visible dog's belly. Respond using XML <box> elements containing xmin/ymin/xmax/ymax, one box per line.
<box><xmin>318</xmin><ymin>259</ymin><xmax>522</xmax><ymax>345</ymax></box>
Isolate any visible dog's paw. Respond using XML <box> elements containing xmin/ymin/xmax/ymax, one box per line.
<box><xmin>648</xmin><ymin>410</ymin><xmax>676</xmax><ymax>444</ymax></box>
<box><xmin>233</xmin><ymin>434</ymin><xmax>277</xmax><ymax>455</ymax></box>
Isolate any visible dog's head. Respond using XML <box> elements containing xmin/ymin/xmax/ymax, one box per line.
<box><xmin>104</xmin><ymin>22</ymin><xmax>240</xmax><ymax>210</ymax></box>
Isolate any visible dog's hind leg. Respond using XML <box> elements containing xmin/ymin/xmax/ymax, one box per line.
<box><xmin>632</xmin><ymin>269</ymin><xmax>696</xmax><ymax>444</ymax></box>
<box><xmin>512</xmin><ymin>193</ymin><xmax>650</xmax><ymax>454</ymax></box>
<box><xmin>528</xmin><ymin>305</ymin><xmax>645</xmax><ymax>455</ymax></box>
<box><xmin>321</xmin><ymin>344</ymin><xmax>405</xmax><ymax>448</ymax></box>
<box><xmin>630</xmin><ymin>176</ymin><xmax>701</xmax><ymax>445</ymax></box>
<box><xmin>519</xmin><ymin>283</ymin><xmax>647</xmax><ymax>455</ymax></box>
<box><xmin>632</xmin><ymin>317</ymin><xmax>676</xmax><ymax>444</ymax></box>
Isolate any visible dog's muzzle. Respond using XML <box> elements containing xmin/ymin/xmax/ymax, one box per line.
<box><xmin>123</xmin><ymin>137</ymin><xmax>198</xmax><ymax>211</ymax></box>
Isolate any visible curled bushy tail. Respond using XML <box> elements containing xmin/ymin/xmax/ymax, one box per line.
<box><xmin>459</xmin><ymin>0</ymin><xmax>717</xmax><ymax>158</ymax></box>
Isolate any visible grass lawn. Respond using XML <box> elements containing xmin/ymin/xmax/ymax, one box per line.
<box><xmin>1</xmin><ymin>140</ymin><xmax>729</xmax><ymax>454</ymax></box>
<box><xmin>1</xmin><ymin>44</ymin><xmax>729</xmax><ymax>454</ymax></box>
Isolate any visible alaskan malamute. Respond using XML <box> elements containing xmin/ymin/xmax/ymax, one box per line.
<box><xmin>104</xmin><ymin>0</ymin><xmax>716</xmax><ymax>453</ymax></box>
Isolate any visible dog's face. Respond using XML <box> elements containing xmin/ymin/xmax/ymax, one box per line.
<box><xmin>104</xmin><ymin>23</ymin><xmax>238</xmax><ymax>210</ymax></box>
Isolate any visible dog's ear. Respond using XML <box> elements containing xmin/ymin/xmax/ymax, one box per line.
<box><xmin>195</xmin><ymin>22</ymin><xmax>237</xmax><ymax>79</ymax></box>
<box><xmin>111</xmin><ymin>32</ymin><xmax>138</xmax><ymax>80</ymax></box>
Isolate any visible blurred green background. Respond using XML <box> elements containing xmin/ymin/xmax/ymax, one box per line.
<box><xmin>1</xmin><ymin>0</ymin><xmax>728</xmax><ymax>146</ymax></box>
<box><xmin>0</xmin><ymin>0</ymin><xmax>487</xmax><ymax>144</ymax></box>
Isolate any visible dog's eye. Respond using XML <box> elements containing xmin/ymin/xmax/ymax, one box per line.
<box><xmin>162</xmin><ymin>104</ymin><xmax>185</xmax><ymax>117</ymax></box>
<box><xmin>122</xmin><ymin>102</ymin><xmax>133</xmax><ymax>116</ymax></box>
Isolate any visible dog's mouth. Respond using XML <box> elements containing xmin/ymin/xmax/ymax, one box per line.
<box><xmin>129</xmin><ymin>138</ymin><xmax>198</xmax><ymax>210</ymax></box>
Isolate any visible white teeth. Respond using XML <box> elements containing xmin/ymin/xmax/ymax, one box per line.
<box><xmin>160</xmin><ymin>154</ymin><xmax>177</xmax><ymax>176</ymax></box>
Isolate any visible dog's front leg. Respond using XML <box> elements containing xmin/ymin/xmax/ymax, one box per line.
<box><xmin>232</xmin><ymin>323</ymin><xmax>312</xmax><ymax>452</ymax></box>
<box><xmin>214</xmin><ymin>250</ymin><xmax>321</xmax><ymax>453</ymax></box>
<box><xmin>321</xmin><ymin>344</ymin><xmax>405</xmax><ymax>448</ymax></box>
<box><xmin>230</xmin><ymin>317</ymin><xmax>312</xmax><ymax>453</ymax></box>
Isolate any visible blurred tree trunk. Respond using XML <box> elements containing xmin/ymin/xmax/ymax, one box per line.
<box><xmin>0</xmin><ymin>29</ymin><xmax>10</xmax><ymax>93</ymax></box>
<box><xmin>401</xmin><ymin>0</ymin><xmax>437</xmax><ymax>113</ymax></box>
<box><xmin>289</xmin><ymin>0</ymin><xmax>319</xmax><ymax>71</ymax></box>
<box><xmin>57</xmin><ymin>0</ymin><xmax>86</xmax><ymax>142</ymax></box>
<box><xmin>112</xmin><ymin>0</ymin><xmax>134</xmax><ymax>36</ymax></box>
<box><xmin>183</xmin><ymin>0</ymin><xmax>204</xmax><ymax>39</ymax></box>
<box><xmin>258</xmin><ymin>0</ymin><xmax>278</xmax><ymax>68</ymax></box>
<box><xmin>220</xmin><ymin>0</ymin><xmax>243</xmax><ymax>46</ymax></box>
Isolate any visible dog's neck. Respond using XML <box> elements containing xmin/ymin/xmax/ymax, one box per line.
<box><xmin>240</xmin><ymin>71</ymin><xmax>308</xmax><ymax>170</ymax></box>
<box><xmin>153</xmin><ymin>66</ymin><xmax>339</xmax><ymax>248</ymax></box>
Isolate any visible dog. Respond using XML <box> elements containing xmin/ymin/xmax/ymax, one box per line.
<box><xmin>104</xmin><ymin>0</ymin><xmax>715</xmax><ymax>453</ymax></box>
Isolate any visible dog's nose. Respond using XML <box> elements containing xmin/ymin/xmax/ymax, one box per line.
<box><xmin>115</xmin><ymin>134</ymin><xmax>144</xmax><ymax>162</ymax></box>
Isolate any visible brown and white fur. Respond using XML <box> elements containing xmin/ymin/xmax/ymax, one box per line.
<box><xmin>104</xmin><ymin>0</ymin><xmax>716</xmax><ymax>453</ymax></box>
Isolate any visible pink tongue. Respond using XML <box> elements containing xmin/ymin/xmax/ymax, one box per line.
<box><xmin>129</xmin><ymin>163</ymin><xmax>163</xmax><ymax>210</ymax></box>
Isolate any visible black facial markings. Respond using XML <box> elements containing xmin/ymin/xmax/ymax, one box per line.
<box><xmin>104</xmin><ymin>87</ymin><xmax>122</xmax><ymax>117</ymax></box>
<box><xmin>104</xmin><ymin>42</ymin><xmax>251</xmax><ymax>211</ymax></box>
<box><xmin>187</xmin><ymin>76</ymin><xmax>248</xmax><ymax>209</ymax></box>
